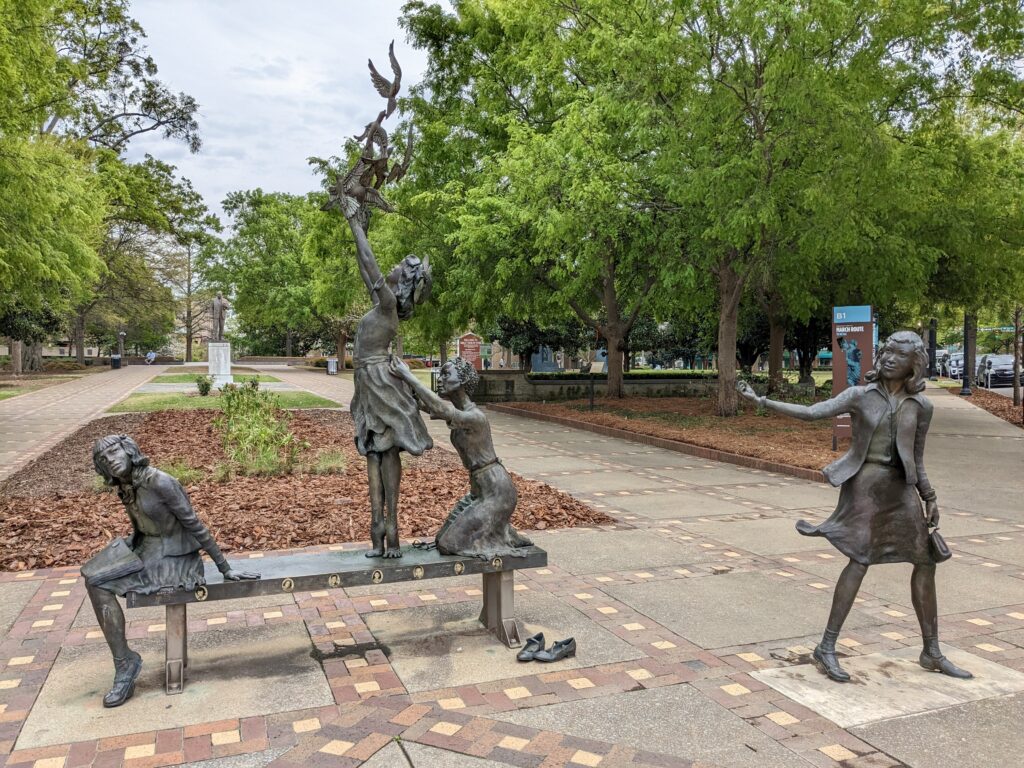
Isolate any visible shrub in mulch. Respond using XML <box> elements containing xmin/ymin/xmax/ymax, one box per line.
<box><xmin>964</xmin><ymin>388</ymin><xmax>1023</xmax><ymax>428</ymax></box>
<box><xmin>0</xmin><ymin>409</ymin><xmax>609</xmax><ymax>571</ymax></box>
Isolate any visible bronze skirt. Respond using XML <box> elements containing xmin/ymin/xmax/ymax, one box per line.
<box><xmin>91</xmin><ymin>535</ymin><xmax>206</xmax><ymax>596</ymax></box>
<box><xmin>796</xmin><ymin>462</ymin><xmax>932</xmax><ymax>565</ymax></box>
<box><xmin>351</xmin><ymin>361</ymin><xmax>433</xmax><ymax>457</ymax></box>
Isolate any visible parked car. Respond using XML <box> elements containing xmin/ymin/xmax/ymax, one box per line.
<box><xmin>976</xmin><ymin>354</ymin><xmax>1021</xmax><ymax>387</ymax></box>
<box><xmin>946</xmin><ymin>352</ymin><xmax>964</xmax><ymax>379</ymax></box>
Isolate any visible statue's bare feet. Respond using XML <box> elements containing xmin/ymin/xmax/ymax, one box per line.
<box><xmin>365</xmin><ymin>547</ymin><xmax>384</xmax><ymax>558</ymax></box>
<box><xmin>382</xmin><ymin>548</ymin><xmax>403</xmax><ymax>559</ymax></box>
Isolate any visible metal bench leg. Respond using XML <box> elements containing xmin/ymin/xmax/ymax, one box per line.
<box><xmin>479</xmin><ymin>571</ymin><xmax>523</xmax><ymax>648</ymax></box>
<box><xmin>165</xmin><ymin>603</ymin><xmax>187</xmax><ymax>694</ymax></box>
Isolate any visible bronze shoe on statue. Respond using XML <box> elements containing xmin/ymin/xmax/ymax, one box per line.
<box><xmin>920</xmin><ymin>652</ymin><xmax>973</xmax><ymax>679</ymax></box>
<box><xmin>103</xmin><ymin>650</ymin><xmax>142</xmax><ymax>708</ymax></box>
<box><xmin>812</xmin><ymin>644</ymin><xmax>851</xmax><ymax>683</ymax></box>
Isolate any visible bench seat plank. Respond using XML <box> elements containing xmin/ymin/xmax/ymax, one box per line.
<box><xmin>127</xmin><ymin>545</ymin><xmax>548</xmax><ymax>608</ymax></box>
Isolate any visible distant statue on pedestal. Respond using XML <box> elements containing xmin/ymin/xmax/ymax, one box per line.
<box><xmin>211</xmin><ymin>292</ymin><xmax>231</xmax><ymax>342</ymax></box>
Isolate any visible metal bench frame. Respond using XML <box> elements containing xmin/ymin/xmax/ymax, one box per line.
<box><xmin>127</xmin><ymin>545</ymin><xmax>547</xmax><ymax>694</ymax></box>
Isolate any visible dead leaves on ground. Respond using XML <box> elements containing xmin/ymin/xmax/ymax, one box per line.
<box><xmin>0</xmin><ymin>409</ymin><xmax>609</xmax><ymax>570</ymax></box>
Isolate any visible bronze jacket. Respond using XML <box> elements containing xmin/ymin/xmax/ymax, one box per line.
<box><xmin>765</xmin><ymin>383</ymin><xmax>935</xmax><ymax>495</ymax></box>
<box><xmin>124</xmin><ymin>466</ymin><xmax>227</xmax><ymax>565</ymax></box>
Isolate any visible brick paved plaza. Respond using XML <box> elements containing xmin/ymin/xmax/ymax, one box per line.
<box><xmin>1</xmin><ymin>367</ymin><xmax>1022</xmax><ymax>767</ymax></box>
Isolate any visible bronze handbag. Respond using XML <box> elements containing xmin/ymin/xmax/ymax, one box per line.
<box><xmin>927</xmin><ymin>524</ymin><xmax>952</xmax><ymax>563</ymax></box>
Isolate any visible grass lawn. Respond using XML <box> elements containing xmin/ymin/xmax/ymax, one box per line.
<box><xmin>108</xmin><ymin>390</ymin><xmax>339</xmax><ymax>413</ymax></box>
<box><xmin>150</xmin><ymin>372</ymin><xmax>280</xmax><ymax>384</ymax></box>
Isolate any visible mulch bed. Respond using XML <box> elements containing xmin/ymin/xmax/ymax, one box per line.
<box><xmin>966</xmin><ymin>388</ymin><xmax>1023</xmax><ymax>428</ymax></box>
<box><xmin>0</xmin><ymin>410</ymin><xmax>609</xmax><ymax>571</ymax></box>
<box><xmin>506</xmin><ymin>397</ymin><xmax>838</xmax><ymax>472</ymax></box>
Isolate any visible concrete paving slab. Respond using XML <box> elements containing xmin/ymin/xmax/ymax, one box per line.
<box><xmin>364</xmin><ymin>590</ymin><xmax>642</xmax><ymax>693</ymax></box>
<box><xmin>71</xmin><ymin>593</ymin><xmax>297</xmax><ymax>628</ymax></box>
<box><xmin>595</xmin><ymin>489</ymin><xmax>751</xmax><ymax>519</ymax></box>
<box><xmin>597</xmin><ymin>451</ymin><xmax>720</xmax><ymax>469</ymax></box>
<box><xmin>540</xmin><ymin>471</ymin><xmax>681</xmax><ymax>493</ymax></box>
<box><xmin>725</xmin><ymin>482</ymin><xmax>839</xmax><ymax>510</ymax></box>
<box><xmin>993</xmin><ymin>629</ymin><xmax>1024</xmax><ymax>648</ymax></box>
<box><xmin>17</xmin><ymin>621</ymin><xmax>332</xmax><ymax>749</ymax></box>
<box><xmin>785</xmin><ymin>559</ymin><xmax>1024</xmax><ymax>615</ymax></box>
<box><xmin>752</xmin><ymin>646</ymin><xmax>1024</xmax><ymax>728</ymax></box>
<box><xmin>360</xmin><ymin>742</ymin><xmax>513</xmax><ymax>767</ymax></box>
<box><xmin>491</xmin><ymin>684</ymin><xmax>808</xmax><ymax>768</ymax></box>
<box><xmin>604</xmin><ymin>571</ymin><xmax>873</xmax><ymax>648</ymax></box>
<box><xmin>677</xmin><ymin>517</ymin><xmax>836</xmax><ymax>556</ymax></box>
<box><xmin>652</xmin><ymin>465</ymin><xmax>788</xmax><ymax>487</ymax></box>
<box><xmin>0</xmin><ymin>581</ymin><xmax>40</xmax><ymax>636</ymax></box>
<box><xmin>852</xmin><ymin>692</ymin><xmax>1024</xmax><ymax>768</ymax></box>
<box><xmin>528</xmin><ymin>529</ymin><xmax>721</xmax><ymax>574</ymax></box>
<box><xmin>502</xmin><ymin>456</ymin><xmax>615</xmax><ymax>475</ymax></box>
<box><xmin>922</xmin><ymin>511</ymin><xmax>1020</xmax><ymax>538</ymax></box>
<box><xmin>185</xmin><ymin>747</ymin><xmax>289</xmax><ymax>768</ymax></box>
<box><xmin>955</xmin><ymin>538</ymin><xmax>1024</xmax><ymax>567</ymax></box>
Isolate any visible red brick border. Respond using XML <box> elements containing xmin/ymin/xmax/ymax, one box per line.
<box><xmin>486</xmin><ymin>403</ymin><xmax>827</xmax><ymax>484</ymax></box>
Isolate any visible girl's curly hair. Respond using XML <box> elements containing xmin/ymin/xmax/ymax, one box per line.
<box><xmin>435</xmin><ymin>356</ymin><xmax>480</xmax><ymax>397</ymax></box>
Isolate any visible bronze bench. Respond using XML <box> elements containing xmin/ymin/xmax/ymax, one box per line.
<box><xmin>127</xmin><ymin>545</ymin><xmax>548</xmax><ymax>694</ymax></box>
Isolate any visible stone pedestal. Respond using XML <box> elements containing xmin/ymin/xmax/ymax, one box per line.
<box><xmin>208</xmin><ymin>342</ymin><xmax>233</xmax><ymax>388</ymax></box>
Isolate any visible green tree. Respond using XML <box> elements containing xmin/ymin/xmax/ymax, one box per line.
<box><xmin>40</xmin><ymin>0</ymin><xmax>200</xmax><ymax>151</ymax></box>
<box><xmin>216</xmin><ymin>191</ymin><xmax>319</xmax><ymax>356</ymax></box>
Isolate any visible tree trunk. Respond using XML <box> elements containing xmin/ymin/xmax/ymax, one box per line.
<box><xmin>285</xmin><ymin>329</ymin><xmax>293</xmax><ymax>358</ymax></box>
<box><xmin>623</xmin><ymin>340</ymin><xmax>631</xmax><ymax>373</ymax></box>
<box><xmin>73</xmin><ymin>314</ymin><xmax>86</xmax><ymax>364</ymax></box>
<box><xmin>10</xmin><ymin>340</ymin><xmax>23</xmax><ymax>376</ymax></box>
<box><xmin>767</xmin><ymin>315</ymin><xmax>785</xmax><ymax>394</ymax></box>
<box><xmin>23</xmin><ymin>341</ymin><xmax>42</xmax><ymax>372</ymax></box>
<box><xmin>439</xmin><ymin>341</ymin><xmax>448</xmax><ymax>365</ymax></box>
<box><xmin>716</xmin><ymin>261</ymin><xmax>744</xmax><ymax>416</ymax></box>
<box><xmin>605</xmin><ymin>330</ymin><xmax>626</xmax><ymax>398</ymax></box>
<box><xmin>184</xmin><ymin>307</ymin><xmax>193</xmax><ymax>363</ymax></box>
<box><xmin>336</xmin><ymin>330</ymin><xmax>348</xmax><ymax>369</ymax></box>
<box><xmin>1013</xmin><ymin>305</ymin><xmax>1021</xmax><ymax>407</ymax></box>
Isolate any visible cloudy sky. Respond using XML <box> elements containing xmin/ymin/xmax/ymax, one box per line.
<box><xmin>125</xmin><ymin>0</ymin><xmax>434</xmax><ymax>220</ymax></box>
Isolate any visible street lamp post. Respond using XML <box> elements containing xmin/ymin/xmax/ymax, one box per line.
<box><xmin>959</xmin><ymin>313</ymin><xmax>972</xmax><ymax>397</ymax></box>
<box><xmin>928</xmin><ymin>318</ymin><xmax>938</xmax><ymax>380</ymax></box>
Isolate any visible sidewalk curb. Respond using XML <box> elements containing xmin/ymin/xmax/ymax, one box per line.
<box><xmin>486</xmin><ymin>403</ymin><xmax>828</xmax><ymax>485</ymax></box>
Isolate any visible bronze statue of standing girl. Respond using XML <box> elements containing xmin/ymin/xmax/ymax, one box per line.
<box><xmin>738</xmin><ymin>331</ymin><xmax>971</xmax><ymax>682</ymax></box>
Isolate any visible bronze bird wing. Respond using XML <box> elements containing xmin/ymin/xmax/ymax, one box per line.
<box><xmin>364</xmin><ymin>187</ymin><xmax>394</xmax><ymax>212</ymax></box>
<box><xmin>386</xmin><ymin>126</ymin><xmax>414</xmax><ymax>184</ymax></box>
<box><xmin>368</xmin><ymin>42</ymin><xmax>401</xmax><ymax>116</ymax></box>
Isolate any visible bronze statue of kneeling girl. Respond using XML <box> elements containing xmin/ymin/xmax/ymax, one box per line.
<box><xmin>738</xmin><ymin>331</ymin><xmax>971</xmax><ymax>683</ymax></box>
<box><xmin>390</xmin><ymin>356</ymin><xmax>533</xmax><ymax>558</ymax></box>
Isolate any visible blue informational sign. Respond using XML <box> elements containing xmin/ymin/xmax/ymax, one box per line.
<box><xmin>832</xmin><ymin>306</ymin><xmax>873</xmax><ymax>324</ymax></box>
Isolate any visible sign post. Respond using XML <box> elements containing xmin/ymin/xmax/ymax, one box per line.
<box><xmin>831</xmin><ymin>306</ymin><xmax>874</xmax><ymax>449</ymax></box>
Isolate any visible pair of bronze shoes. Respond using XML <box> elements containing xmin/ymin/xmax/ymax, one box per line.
<box><xmin>813</xmin><ymin>643</ymin><xmax>973</xmax><ymax>683</ymax></box>
<box><xmin>517</xmin><ymin>633</ymin><xmax>576</xmax><ymax>662</ymax></box>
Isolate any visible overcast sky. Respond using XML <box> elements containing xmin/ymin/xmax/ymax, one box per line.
<box><xmin>124</xmin><ymin>0</ymin><xmax>433</xmax><ymax>221</ymax></box>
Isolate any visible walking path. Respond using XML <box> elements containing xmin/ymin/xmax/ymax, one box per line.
<box><xmin>1</xmin><ymin>366</ymin><xmax>1022</xmax><ymax>767</ymax></box>
<box><xmin>0</xmin><ymin>364</ymin><xmax>164</xmax><ymax>482</ymax></box>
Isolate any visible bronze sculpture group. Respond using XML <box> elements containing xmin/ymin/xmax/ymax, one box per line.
<box><xmin>78</xmin><ymin>42</ymin><xmax>972</xmax><ymax>709</ymax></box>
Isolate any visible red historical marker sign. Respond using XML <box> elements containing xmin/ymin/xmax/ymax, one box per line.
<box><xmin>458</xmin><ymin>333</ymin><xmax>483</xmax><ymax>370</ymax></box>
